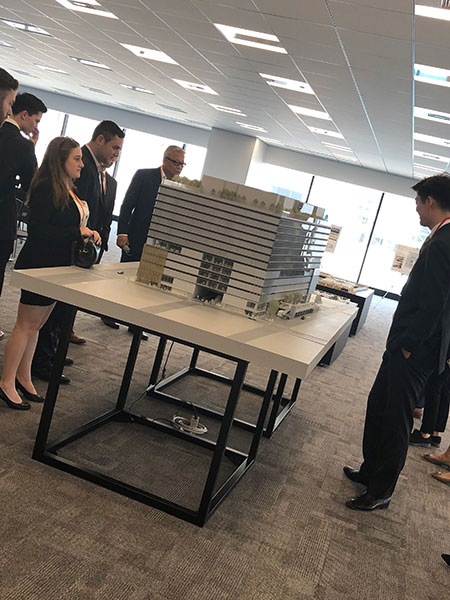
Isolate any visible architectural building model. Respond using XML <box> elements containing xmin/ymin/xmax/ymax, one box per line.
<box><xmin>137</xmin><ymin>175</ymin><xmax>331</xmax><ymax>319</ymax></box>
<box><xmin>318</xmin><ymin>272</ymin><xmax>368</xmax><ymax>294</ymax></box>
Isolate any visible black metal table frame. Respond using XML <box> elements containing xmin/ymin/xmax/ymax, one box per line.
<box><xmin>32</xmin><ymin>305</ymin><xmax>281</xmax><ymax>526</ymax></box>
<box><xmin>146</xmin><ymin>336</ymin><xmax>302</xmax><ymax>438</ymax></box>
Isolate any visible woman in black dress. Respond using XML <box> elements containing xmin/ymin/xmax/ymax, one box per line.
<box><xmin>0</xmin><ymin>137</ymin><xmax>101</xmax><ymax>409</ymax></box>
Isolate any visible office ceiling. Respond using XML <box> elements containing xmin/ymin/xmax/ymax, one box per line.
<box><xmin>0</xmin><ymin>0</ymin><xmax>449</xmax><ymax>178</ymax></box>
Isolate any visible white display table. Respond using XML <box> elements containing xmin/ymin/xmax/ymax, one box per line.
<box><xmin>11</xmin><ymin>263</ymin><xmax>357</xmax><ymax>525</ymax></box>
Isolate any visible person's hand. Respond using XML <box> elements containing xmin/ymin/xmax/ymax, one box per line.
<box><xmin>29</xmin><ymin>127</ymin><xmax>39</xmax><ymax>145</ymax></box>
<box><xmin>91</xmin><ymin>230</ymin><xmax>102</xmax><ymax>246</ymax></box>
<box><xmin>117</xmin><ymin>234</ymin><xmax>129</xmax><ymax>249</ymax></box>
<box><xmin>80</xmin><ymin>227</ymin><xmax>101</xmax><ymax>245</ymax></box>
<box><xmin>401</xmin><ymin>347</ymin><xmax>411</xmax><ymax>359</ymax></box>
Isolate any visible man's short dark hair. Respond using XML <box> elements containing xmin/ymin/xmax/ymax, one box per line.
<box><xmin>0</xmin><ymin>67</ymin><xmax>18</xmax><ymax>92</ymax></box>
<box><xmin>12</xmin><ymin>92</ymin><xmax>47</xmax><ymax>116</ymax></box>
<box><xmin>412</xmin><ymin>174</ymin><xmax>450</xmax><ymax>212</ymax></box>
<box><xmin>91</xmin><ymin>120</ymin><xmax>125</xmax><ymax>143</ymax></box>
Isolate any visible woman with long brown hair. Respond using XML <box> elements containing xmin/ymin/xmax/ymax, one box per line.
<box><xmin>0</xmin><ymin>136</ymin><xmax>101</xmax><ymax>409</ymax></box>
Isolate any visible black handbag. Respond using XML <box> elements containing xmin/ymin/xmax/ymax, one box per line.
<box><xmin>71</xmin><ymin>236</ymin><xmax>98</xmax><ymax>269</ymax></box>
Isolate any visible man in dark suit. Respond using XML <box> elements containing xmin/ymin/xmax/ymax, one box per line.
<box><xmin>68</xmin><ymin>120</ymin><xmax>124</xmax><ymax>343</ymax></box>
<box><xmin>0</xmin><ymin>91</ymin><xmax>46</xmax><ymax>340</ymax></box>
<box><xmin>0</xmin><ymin>67</ymin><xmax>18</xmax><ymax>127</ymax></box>
<box><xmin>76</xmin><ymin>120</ymin><xmax>124</xmax><ymax>255</ymax></box>
<box><xmin>344</xmin><ymin>174</ymin><xmax>450</xmax><ymax>511</ymax></box>
<box><xmin>100</xmin><ymin>145</ymin><xmax>185</xmax><ymax>332</ymax></box>
<box><xmin>117</xmin><ymin>145</ymin><xmax>185</xmax><ymax>262</ymax></box>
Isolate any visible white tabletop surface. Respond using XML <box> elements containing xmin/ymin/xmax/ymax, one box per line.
<box><xmin>11</xmin><ymin>263</ymin><xmax>357</xmax><ymax>380</ymax></box>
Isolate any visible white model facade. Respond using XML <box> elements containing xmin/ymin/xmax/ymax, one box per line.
<box><xmin>137</xmin><ymin>176</ymin><xmax>331</xmax><ymax>318</ymax></box>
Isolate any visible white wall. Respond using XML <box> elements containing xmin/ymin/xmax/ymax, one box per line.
<box><xmin>202</xmin><ymin>128</ymin><xmax>259</xmax><ymax>184</ymax></box>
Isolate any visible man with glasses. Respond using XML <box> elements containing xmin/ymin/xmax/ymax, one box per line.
<box><xmin>102</xmin><ymin>146</ymin><xmax>186</xmax><ymax>333</ymax></box>
<box><xmin>116</xmin><ymin>145</ymin><xmax>185</xmax><ymax>263</ymax></box>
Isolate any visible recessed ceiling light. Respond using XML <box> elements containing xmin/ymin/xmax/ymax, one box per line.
<box><xmin>214</xmin><ymin>24</ymin><xmax>287</xmax><ymax>54</ymax></box>
<box><xmin>416</xmin><ymin>5</ymin><xmax>450</xmax><ymax>21</ymax></box>
<box><xmin>235</xmin><ymin>122</ymin><xmax>267</xmax><ymax>132</ymax></box>
<box><xmin>259</xmin><ymin>136</ymin><xmax>283</xmax><ymax>145</ymax></box>
<box><xmin>414</xmin><ymin>64</ymin><xmax>450</xmax><ymax>88</ymax></box>
<box><xmin>121</xmin><ymin>43</ymin><xmax>178</xmax><ymax>65</ymax></box>
<box><xmin>414</xmin><ymin>106</ymin><xmax>450</xmax><ymax>125</ymax></box>
<box><xmin>334</xmin><ymin>154</ymin><xmax>359</xmax><ymax>163</ymax></box>
<box><xmin>414</xmin><ymin>163</ymin><xmax>443</xmax><ymax>173</ymax></box>
<box><xmin>0</xmin><ymin>40</ymin><xmax>13</xmax><ymax>47</ymax></box>
<box><xmin>259</xmin><ymin>73</ymin><xmax>315</xmax><ymax>94</ymax></box>
<box><xmin>173</xmin><ymin>79</ymin><xmax>218</xmax><ymax>95</ymax></box>
<box><xmin>209</xmin><ymin>104</ymin><xmax>246</xmax><ymax>116</ymax></box>
<box><xmin>55</xmin><ymin>0</ymin><xmax>117</xmax><ymax>19</ymax></box>
<box><xmin>414</xmin><ymin>132</ymin><xmax>450</xmax><ymax>149</ymax></box>
<box><xmin>70</xmin><ymin>57</ymin><xmax>111</xmax><ymax>70</ymax></box>
<box><xmin>308</xmin><ymin>126</ymin><xmax>344</xmax><ymax>139</ymax></box>
<box><xmin>0</xmin><ymin>19</ymin><xmax>53</xmax><ymax>36</ymax></box>
<box><xmin>288</xmin><ymin>105</ymin><xmax>331</xmax><ymax>120</ymax></box>
<box><xmin>414</xmin><ymin>149</ymin><xmax>449</xmax><ymax>163</ymax></box>
<box><xmin>323</xmin><ymin>142</ymin><xmax>353</xmax><ymax>152</ymax></box>
<box><xmin>119</xmin><ymin>103</ymin><xmax>140</xmax><ymax>111</ymax></box>
<box><xmin>35</xmin><ymin>64</ymin><xmax>69</xmax><ymax>74</ymax></box>
<box><xmin>120</xmin><ymin>83</ymin><xmax>154</xmax><ymax>95</ymax></box>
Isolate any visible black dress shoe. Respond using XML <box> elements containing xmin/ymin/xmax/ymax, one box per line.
<box><xmin>343</xmin><ymin>465</ymin><xmax>368</xmax><ymax>485</ymax></box>
<box><xmin>15</xmin><ymin>379</ymin><xmax>44</xmax><ymax>403</ymax></box>
<box><xmin>32</xmin><ymin>369</ymin><xmax>71</xmax><ymax>385</ymax></box>
<box><xmin>64</xmin><ymin>358</ymin><xmax>74</xmax><ymax>367</ymax></box>
<box><xmin>345</xmin><ymin>491</ymin><xmax>391</xmax><ymax>511</ymax></box>
<box><xmin>442</xmin><ymin>554</ymin><xmax>450</xmax><ymax>567</ymax></box>
<box><xmin>101</xmin><ymin>316</ymin><xmax>119</xmax><ymax>329</ymax></box>
<box><xmin>0</xmin><ymin>386</ymin><xmax>31</xmax><ymax>410</ymax></box>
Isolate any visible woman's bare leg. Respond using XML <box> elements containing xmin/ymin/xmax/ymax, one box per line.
<box><xmin>0</xmin><ymin>302</ymin><xmax>55</xmax><ymax>403</ymax></box>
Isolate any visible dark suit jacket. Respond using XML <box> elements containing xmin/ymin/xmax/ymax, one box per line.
<box><xmin>101</xmin><ymin>172</ymin><xmax>117</xmax><ymax>252</ymax></box>
<box><xmin>0</xmin><ymin>121</ymin><xmax>37</xmax><ymax>240</ymax></box>
<box><xmin>386</xmin><ymin>223</ymin><xmax>450</xmax><ymax>373</ymax></box>
<box><xmin>76</xmin><ymin>145</ymin><xmax>103</xmax><ymax>234</ymax></box>
<box><xmin>117</xmin><ymin>167</ymin><xmax>162</xmax><ymax>257</ymax></box>
<box><xmin>15</xmin><ymin>181</ymin><xmax>82</xmax><ymax>270</ymax></box>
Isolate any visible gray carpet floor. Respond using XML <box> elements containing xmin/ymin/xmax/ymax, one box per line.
<box><xmin>1</xmin><ymin>241</ymin><xmax>449</xmax><ymax>599</ymax></box>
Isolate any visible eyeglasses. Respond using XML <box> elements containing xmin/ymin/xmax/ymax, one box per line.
<box><xmin>165</xmin><ymin>157</ymin><xmax>186</xmax><ymax>167</ymax></box>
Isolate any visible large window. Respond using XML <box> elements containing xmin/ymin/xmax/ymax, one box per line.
<box><xmin>246</xmin><ymin>162</ymin><xmax>313</xmax><ymax>202</ymax></box>
<box><xmin>35</xmin><ymin>108</ymin><xmax>66</xmax><ymax>165</ymax></box>
<box><xmin>359</xmin><ymin>193</ymin><xmax>428</xmax><ymax>293</ymax></box>
<box><xmin>307</xmin><ymin>176</ymin><xmax>383</xmax><ymax>282</ymax></box>
<box><xmin>63</xmin><ymin>114</ymin><xmax>100</xmax><ymax>147</ymax></box>
<box><xmin>182</xmin><ymin>143</ymin><xmax>207</xmax><ymax>181</ymax></box>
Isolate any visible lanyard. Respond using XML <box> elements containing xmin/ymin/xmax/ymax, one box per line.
<box><xmin>432</xmin><ymin>217</ymin><xmax>450</xmax><ymax>237</ymax></box>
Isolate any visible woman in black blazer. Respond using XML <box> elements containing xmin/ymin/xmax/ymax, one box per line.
<box><xmin>0</xmin><ymin>137</ymin><xmax>101</xmax><ymax>409</ymax></box>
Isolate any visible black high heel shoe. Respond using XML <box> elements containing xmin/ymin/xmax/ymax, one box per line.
<box><xmin>15</xmin><ymin>379</ymin><xmax>44</xmax><ymax>403</ymax></box>
<box><xmin>0</xmin><ymin>386</ymin><xmax>31</xmax><ymax>410</ymax></box>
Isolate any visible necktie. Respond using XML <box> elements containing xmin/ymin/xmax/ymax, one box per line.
<box><xmin>100</xmin><ymin>171</ymin><xmax>106</xmax><ymax>195</ymax></box>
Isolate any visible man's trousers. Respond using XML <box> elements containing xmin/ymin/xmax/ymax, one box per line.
<box><xmin>359</xmin><ymin>348</ymin><xmax>433</xmax><ymax>499</ymax></box>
